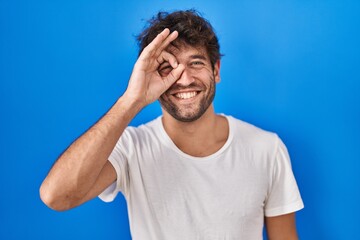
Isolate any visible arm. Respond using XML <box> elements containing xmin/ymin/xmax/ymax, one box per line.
<box><xmin>265</xmin><ymin>213</ymin><xmax>299</xmax><ymax>240</ymax></box>
<box><xmin>39</xmin><ymin>28</ymin><xmax>185</xmax><ymax>211</ymax></box>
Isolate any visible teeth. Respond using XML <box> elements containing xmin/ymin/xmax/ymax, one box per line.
<box><xmin>175</xmin><ymin>91</ymin><xmax>197</xmax><ymax>99</ymax></box>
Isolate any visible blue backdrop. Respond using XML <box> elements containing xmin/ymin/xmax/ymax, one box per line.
<box><xmin>1</xmin><ymin>0</ymin><xmax>359</xmax><ymax>239</ymax></box>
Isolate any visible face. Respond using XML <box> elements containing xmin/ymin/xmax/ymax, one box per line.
<box><xmin>158</xmin><ymin>44</ymin><xmax>220</xmax><ymax>122</ymax></box>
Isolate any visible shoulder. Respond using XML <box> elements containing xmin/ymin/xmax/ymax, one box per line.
<box><xmin>225</xmin><ymin>115</ymin><xmax>281</xmax><ymax>154</ymax></box>
<box><xmin>123</xmin><ymin>116</ymin><xmax>163</xmax><ymax>144</ymax></box>
<box><xmin>112</xmin><ymin>116</ymin><xmax>163</xmax><ymax>158</ymax></box>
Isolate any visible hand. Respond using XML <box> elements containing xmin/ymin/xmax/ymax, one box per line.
<box><xmin>124</xmin><ymin>28</ymin><xmax>185</xmax><ymax>108</ymax></box>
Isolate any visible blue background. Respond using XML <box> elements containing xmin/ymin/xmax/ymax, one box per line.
<box><xmin>1</xmin><ymin>0</ymin><xmax>359</xmax><ymax>239</ymax></box>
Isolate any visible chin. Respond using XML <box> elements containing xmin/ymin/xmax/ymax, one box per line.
<box><xmin>159</xmin><ymin>91</ymin><xmax>215</xmax><ymax>123</ymax></box>
<box><xmin>162</xmin><ymin>104</ymin><xmax>209</xmax><ymax>122</ymax></box>
<box><xmin>170</xmin><ymin>112</ymin><xmax>204</xmax><ymax>122</ymax></box>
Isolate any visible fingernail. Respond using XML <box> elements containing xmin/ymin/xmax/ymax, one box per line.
<box><xmin>174</xmin><ymin>61</ymin><xmax>178</xmax><ymax>67</ymax></box>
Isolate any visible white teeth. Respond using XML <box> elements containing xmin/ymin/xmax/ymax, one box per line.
<box><xmin>175</xmin><ymin>91</ymin><xmax>197</xmax><ymax>99</ymax></box>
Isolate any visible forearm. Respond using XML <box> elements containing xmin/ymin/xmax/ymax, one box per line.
<box><xmin>40</xmin><ymin>95</ymin><xmax>142</xmax><ymax>210</ymax></box>
<box><xmin>40</xmin><ymin>29</ymin><xmax>181</xmax><ymax>211</ymax></box>
<box><xmin>265</xmin><ymin>213</ymin><xmax>299</xmax><ymax>240</ymax></box>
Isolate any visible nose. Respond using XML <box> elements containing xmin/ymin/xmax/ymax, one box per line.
<box><xmin>175</xmin><ymin>67</ymin><xmax>195</xmax><ymax>87</ymax></box>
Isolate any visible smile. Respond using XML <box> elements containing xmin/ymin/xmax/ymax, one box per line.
<box><xmin>174</xmin><ymin>91</ymin><xmax>199</xmax><ymax>99</ymax></box>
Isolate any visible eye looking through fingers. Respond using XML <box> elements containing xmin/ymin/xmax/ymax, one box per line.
<box><xmin>158</xmin><ymin>62</ymin><xmax>173</xmax><ymax>77</ymax></box>
<box><xmin>156</xmin><ymin>49</ymin><xmax>178</xmax><ymax>76</ymax></box>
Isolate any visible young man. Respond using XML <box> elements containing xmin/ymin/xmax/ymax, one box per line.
<box><xmin>40</xmin><ymin>10</ymin><xmax>304</xmax><ymax>240</ymax></box>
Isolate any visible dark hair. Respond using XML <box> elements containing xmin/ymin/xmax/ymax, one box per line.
<box><xmin>137</xmin><ymin>9</ymin><xmax>222</xmax><ymax>67</ymax></box>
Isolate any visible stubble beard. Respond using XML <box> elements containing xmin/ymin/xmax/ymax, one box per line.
<box><xmin>159</xmin><ymin>76</ymin><xmax>216</xmax><ymax>122</ymax></box>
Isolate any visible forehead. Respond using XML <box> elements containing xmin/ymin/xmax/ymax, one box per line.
<box><xmin>166</xmin><ymin>43</ymin><xmax>209</xmax><ymax>61</ymax></box>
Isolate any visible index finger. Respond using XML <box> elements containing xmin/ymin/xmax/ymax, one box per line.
<box><xmin>140</xmin><ymin>28</ymin><xmax>178</xmax><ymax>59</ymax></box>
<box><xmin>154</xmin><ymin>30</ymin><xmax>178</xmax><ymax>56</ymax></box>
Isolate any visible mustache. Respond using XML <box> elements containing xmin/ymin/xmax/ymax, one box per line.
<box><xmin>166</xmin><ymin>82</ymin><xmax>204</xmax><ymax>93</ymax></box>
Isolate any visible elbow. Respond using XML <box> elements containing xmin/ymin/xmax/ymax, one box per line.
<box><xmin>39</xmin><ymin>182</ymin><xmax>75</xmax><ymax>212</ymax></box>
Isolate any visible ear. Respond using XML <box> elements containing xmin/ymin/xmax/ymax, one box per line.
<box><xmin>213</xmin><ymin>60</ymin><xmax>221</xmax><ymax>83</ymax></box>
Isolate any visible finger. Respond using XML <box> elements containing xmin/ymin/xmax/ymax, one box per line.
<box><xmin>163</xmin><ymin>64</ymin><xmax>185</xmax><ymax>88</ymax></box>
<box><xmin>140</xmin><ymin>28</ymin><xmax>170</xmax><ymax>59</ymax></box>
<box><xmin>154</xmin><ymin>30</ymin><xmax>178</xmax><ymax>57</ymax></box>
<box><xmin>157</xmin><ymin>51</ymin><xmax>178</xmax><ymax>69</ymax></box>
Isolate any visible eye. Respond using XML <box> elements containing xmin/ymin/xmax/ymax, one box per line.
<box><xmin>158</xmin><ymin>64</ymin><xmax>173</xmax><ymax>77</ymax></box>
<box><xmin>190</xmin><ymin>61</ymin><xmax>205</xmax><ymax>68</ymax></box>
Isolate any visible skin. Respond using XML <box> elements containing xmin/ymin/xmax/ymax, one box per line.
<box><xmin>265</xmin><ymin>213</ymin><xmax>299</xmax><ymax>240</ymax></box>
<box><xmin>158</xmin><ymin>44</ymin><xmax>217</xmax><ymax>122</ymax></box>
<box><xmin>39</xmin><ymin>28</ymin><xmax>299</xmax><ymax>239</ymax></box>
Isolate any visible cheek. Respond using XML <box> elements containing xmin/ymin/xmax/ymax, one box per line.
<box><xmin>159</xmin><ymin>92</ymin><xmax>170</xmax><ymax>103</ymax></box>
<box><xmin>203</xmin><ymin>74</ymin><xmax>216</xmax><ymax>89</ymax></box>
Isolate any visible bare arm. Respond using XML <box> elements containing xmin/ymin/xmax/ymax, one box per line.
<box><xmin>39</xmin><ymin>28</ymin><xmax>185</xmax><ymax>211</ymax></box>
<box><xmin>265</xmin><ymin>213</ymin><xmax>299</xmax><ymax>240</ymax></box>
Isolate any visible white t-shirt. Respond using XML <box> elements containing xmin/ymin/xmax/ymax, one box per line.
<box><xmin>99</xmin><ymin>115</ymin><xmax>304</xmax><ymax>240</ymax></box>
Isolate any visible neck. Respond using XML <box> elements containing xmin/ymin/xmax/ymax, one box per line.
<box><xmin>161</xmin><ymin>105</ymin><xmax>229</xmax><ymax>157</ymax></box>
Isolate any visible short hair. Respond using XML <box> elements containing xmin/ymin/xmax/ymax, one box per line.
<box><xmin>137</xmin><ymin>9</ymin><xmax>222</xmax><ymax>67</ymax></box>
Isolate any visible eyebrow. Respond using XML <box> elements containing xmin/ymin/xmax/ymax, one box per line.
<box><xmin>189</xmin><ymin>54</ymin><xmax>207</xmax><ymax>60</ymax></box>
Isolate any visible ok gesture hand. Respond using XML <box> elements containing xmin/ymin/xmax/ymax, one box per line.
<box><xmin>124</xmin><ymin>28</ymin><xmax>185</xmax><ymax>108</ymax></box>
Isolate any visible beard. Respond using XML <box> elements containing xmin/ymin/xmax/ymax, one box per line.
<box><xmin>159</xmin><ymin>76</ymin><xmax>216</xmax><ymax>122</ymax></box>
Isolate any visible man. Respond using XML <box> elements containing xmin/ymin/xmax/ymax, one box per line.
<box><xmin>40</xmin><ymin>10</ymin><xmax>304</xmax><ymax>239</ymax></box>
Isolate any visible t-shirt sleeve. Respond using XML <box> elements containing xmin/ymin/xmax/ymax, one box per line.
<box><xmin>264</xmin><ymin>136</ymin><xmax>304</xmax><ymax>217</ymax></box>
<box><xmin>98</xmin><ymin>128</ymin><xmax>132</xmax><ymax>202</ymax></box>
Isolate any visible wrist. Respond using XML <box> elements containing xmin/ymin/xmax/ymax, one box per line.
<box><xmin>115</xmin><ymin>93</ymin><xmax>145</xmax><ymax>117</ymax></box>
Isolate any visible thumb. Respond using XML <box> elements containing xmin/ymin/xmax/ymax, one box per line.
<box><xmin>163</xmin><ymin>64</ymin><xmax>185</xmax><ymax>89</ymax></box>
